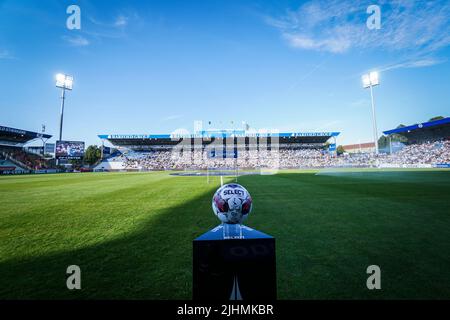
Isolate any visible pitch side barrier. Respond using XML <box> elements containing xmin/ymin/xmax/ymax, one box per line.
<box><xmin>0</xmin><ymin>169</ymin><xmax>66</xmax><ymax>175</ymax></box>
<box><xmin>434</xmin><ymin>163</ymin><xmax>450</xmax><ymax>168</ymax></box>
<box><xmin>0</xmin><ymin>169</ymin><xmax>32</xmax><ymax>175</ymax></box>
<box><xmin>34</xmin><ymin>169</ymin><xmax>60</xmax><ymax>174</ymax></box>
<box><xmin>378</xmin><ymin>163</ymin><xmax>433</xmax><ymax>169</ymax></box>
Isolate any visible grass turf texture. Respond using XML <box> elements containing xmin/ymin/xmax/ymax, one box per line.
<box><xmin>1</xmin><ymin>169</ymin><xmax>450</xmax><ymax>299</ymax></box>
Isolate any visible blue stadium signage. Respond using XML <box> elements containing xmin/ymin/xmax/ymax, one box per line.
<box><xmin>99</xmin><ymin>131</ymin><xmax>340</xmax><ymax>140</ymax></box>
<box><xmin>208</xmin><ymin>148</ymin><xmax>238</xmax><ymax>159</ymax></box>
<box><xmin>109</xmin><ymin>134</ymin><xmax>153</xmax><ymax>139</ymax></box>
<box><xmin>0</xmin><ymin>126</ymin><xmax>27</xmax><ymax>135</ymax></box>
<box><xmin>285</xmin><ymin>132</ymin><xmax>338</xmax><ymax>137</ymax></box>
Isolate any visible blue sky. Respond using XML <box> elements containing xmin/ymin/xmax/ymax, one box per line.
<box><xmin>1</xmin><ymin>0</ymin><xmax>449</xmax><ymax>146</ymax></box>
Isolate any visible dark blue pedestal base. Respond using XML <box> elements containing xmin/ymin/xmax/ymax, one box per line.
<box><xmin>193</xmin><ymin>225</ymin><xmax>276</xmax><ymax>301</ymax></box>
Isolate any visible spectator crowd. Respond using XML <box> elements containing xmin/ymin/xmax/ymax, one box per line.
<box><xmin>1</xmin><ymin>147</ymin><xmax>52</xmax><ymax>170</ymax></box>
<box><xmin>112</xmin><ymin>139</ymin><xmax>450</xmax><ymax>170</ymax></box>
<box><xmin>4</xmin><ymin>139</ymin><xmax>449</xmax><ymax>173</ymax></box>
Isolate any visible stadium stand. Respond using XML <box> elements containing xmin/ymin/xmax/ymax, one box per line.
<box><xmin>95</xmin><ymin>153</ymin><xmax>127</xmax><ymax>171</ymax></box>
<box><xmin>383</xmin><ymin>117</ymin><xmax>450</xmax><ymax>144</ymax></box>
<box><xmin>96</xmin><ymin>131</ymin><xmax>341</xmax><ymax>171</ymax></box>
<box><xmin>0</xmin><ymin>159</ymin><xmax>24</xmax><ymax>172</ymax></box>
<box><xmin>378</xmin><ymin>140</ymin><xmax>450</xmax><ymax>166</ymax></box>
<box><xmin>0</xmin><ymin>125</ymin><xmax>54</xmax><ymax>173</ymax></box>
<box><xmin>5</xmin><ymin>118</ymin><xmax>448</xmax><ymax>174</ymax></box>
<box><xmin>380</xmin><ymin>117</ymin><xmax>450</xmax><ymax>167</ymax></box>
<box><xmin>97</xmin><ymin>119</ymin><xmax>450</xmax><ymax>171</ymax></box>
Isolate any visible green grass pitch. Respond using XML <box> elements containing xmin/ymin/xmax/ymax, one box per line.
<box><xmin>1</xmin><ymin>169</ymin><xmax>450</xmax><ymax>299</ymax></box>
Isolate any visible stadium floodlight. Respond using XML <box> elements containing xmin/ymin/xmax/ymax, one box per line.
<box><xmin>362</xmin><ymin>71</ymin><xmax>380</xmax><ymax>154</ymax></box>
<box><xmin>55</xmin><ymin>73</ymin><xmax>73</xmax><ymax>90</ymax></box>
<box><xmin>362</xmin><ymin>74</ymin><xmax>371</xmax><ymax>88</ymax></box>
<box><xmin>369</xmin><ymin>71</ymin><xmax>379</xmax><ymax>86</ymax></box>
<box><xmin>55</xmin><ymin>73</ymin><xmax>73</xmax><ymax>164</ymax></box>
<box><xmin>362</xmin><ymin>71</ymin><xmax>379</xmax><ymax>88</ymax></box>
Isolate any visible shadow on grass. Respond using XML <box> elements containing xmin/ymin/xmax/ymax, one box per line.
<box><xmin>237</xmin><ymin>171</ymin><xmax>450</xmax><ymax>299</ymax></box>
<box><xmin>2</xmin><ymin>171</ymin><xmax>450</xmax><ymax>299</ymax></box>
<box><xmin>0</xmin><ymin>182</ymin><xmax>219</xmax><ymax>299</ymax></box>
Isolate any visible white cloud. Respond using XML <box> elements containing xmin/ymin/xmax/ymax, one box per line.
<box><xmin>62</xmin><ymin>35</ymin><xmax>90</xmax><ymax>47</ymax></box>
<box><xmin>265</xmin><ymin>0</ymin><xmax>450</xmax><ymax>54</ymax></box>
<box><xmin>0</xmin><ymin>49</ymin><xmax>14</xmax><ymax>59</ymax></box>
<box><xmin>83</xmin><ymin>11</ymin><xmax>141</xmax><ymax>41</ymax></box>
<box><xmin>284</xmin><ymin>33</ymin><xmax>351</xmax><ymax>53</ymax></box>
<box><xmin>89</xmin><ymin>11</ymin><xmax>139</xmax><ymax>30</ymax></box>
<box><xmin>114</xmin><ymin>15</ymin><xmax>128</xmax><ymax>27</ymax></box>
<box><xmin>378</xmin><ymin>57</ymin><xmax>447</xmax><ymax>72</ymax></box>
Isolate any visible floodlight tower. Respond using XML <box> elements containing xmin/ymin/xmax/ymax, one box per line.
<box><xmin>55</xmin><ymin>73</ymin><xmax>73</xmax><ymax>142</ymax></box>
<box><xmin>362</xmin><ymin>71</ymin><xmax>380</xmax><ymax>154</ymax></box>
<box><xmin>39</xmin><ymin>124</ymin><xmax>47</xmax><ymax>156</ymax></box>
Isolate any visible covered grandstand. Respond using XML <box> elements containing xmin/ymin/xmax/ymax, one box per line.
<box><xmin>0</xmin><ymin>125</ymin><xmax>53</xmax><ymax>173</ymax></box>
<box><xmin>379</xmin><ymin>117</ymin><xmax>450</xmax><ymax>168</ymax></box>
<box><xmin>96</xmin><ymin>121</ymin><xmax>450</xmax><ymax>171</ymax></box>
<box><xmin>98</xmin><ymin>131</ymin><xmax>340</xmax><ymax>150</ymax></box>
<box><xmin>96</xmin><ymin>130</ymin><xmax>340</xmax><ymax>171</ymax></box>
<box><xmin>383</xmin><ymin>117</ymin><xmax>450</xmax><ymax>144</ymax></box>
<box><xmin>0</xmin><ymin>125</ymin><xmax>51</xmax><ymax>148</ymax></box>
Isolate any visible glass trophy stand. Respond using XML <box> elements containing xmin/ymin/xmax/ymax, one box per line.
<box><xmin>222</xmin><ymin>223</ymin><xmax>243</xmax><ymax>239</ymax></box>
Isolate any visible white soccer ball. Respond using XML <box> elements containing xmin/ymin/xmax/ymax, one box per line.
<box><xmin>212</xmin><ymin>183</ymin><xmax>252</xmax><ymax>224</ymax></box>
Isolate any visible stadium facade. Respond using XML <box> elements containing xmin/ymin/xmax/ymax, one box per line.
<box><xmin>2</xmin><ymin>117</ymin><xmax>450</xmax><ymax>174</ymax></box>
<box><xmin>94</xmin><ymin>119</ymin><xmax>450</xmax><ymax>171</ymax></box>
<box><xmin>98</xmin><ymin>130</ymin><xmax>340</xmax><ymax>151</ymax></box>
<box><xmin>95</xmin><ymin>130</ymin><xmax>340</xmax><ymax>171</ymax></box>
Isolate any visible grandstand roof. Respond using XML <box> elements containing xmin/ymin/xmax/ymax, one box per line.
<box><xmin>0</xmin><ymin>125</ymin><xmax>52</xmax><ymax>147</ymax></box>
<box><xmin>382</xmin><ymin>117</ymin><xmax>450</xmax><ymax>143</ymax></box>
<box><xmin>98</xmin><ymin>131</ymin><xmax>340</xmax><ymax>146</ymax></box>
<box><xmin>383</xmin><ymin>117</ymin><xmax>450</xmax><ymax>135</ymax></box>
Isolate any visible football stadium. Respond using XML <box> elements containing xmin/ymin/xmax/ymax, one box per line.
<box><xmin>2</xmin><ymin>0</ymin><xmax>450</xmax><ymax>310</ymax></box>
<box><xmin>1</xmin><ymin>118</ymin><xmax>450</xmax><ymax>299</ymax></box>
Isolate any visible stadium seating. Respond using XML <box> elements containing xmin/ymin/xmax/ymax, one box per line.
<box><xmin>0</xmin><ymin>159</ymin><xmax>21</xmax><ymax>170</ymax></box>
<box><xmin>94</xmin><ymin>154</ymin><xmax>127</xmax><ymax>171</ymax></box>
<box><xmin>98</xmin><ymin>139</ymin><xmax>450</xmax><ymax>171</ymax></box>
<box><xmin>380</xmin><ymin>140</ymin><xmax>450</xmax><ymax>165</ymax></box>
<box><xmin>0</xmin><ymin>147</ymin><xmax>54</xmax><ymax>170</ymax></box>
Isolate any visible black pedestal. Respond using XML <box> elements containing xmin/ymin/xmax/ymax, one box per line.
<box><xmin>193</xmin><ymin>225</ymin><xmax>276</xmax><ymax>301</ymax></box>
